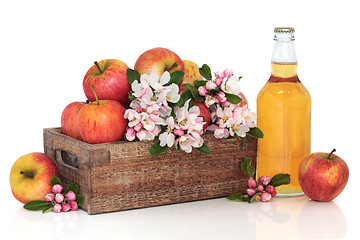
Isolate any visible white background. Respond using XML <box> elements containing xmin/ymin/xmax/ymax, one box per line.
<box><xmin>1</xmin><ymin>0</ymin><xmax>359</xmax><ymax>239</ymax></box>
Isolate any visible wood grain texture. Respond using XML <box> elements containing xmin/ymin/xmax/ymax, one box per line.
<box><xmin>43</xmin><ymin>128</ymin><xmax>257</xmax><ymax>215</ymax></box>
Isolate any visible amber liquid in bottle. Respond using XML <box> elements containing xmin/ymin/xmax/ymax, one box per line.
<box><xmin>257</xmin><ymin>62</ymin><xmax>311</xmax><ymax>196</ymax></box>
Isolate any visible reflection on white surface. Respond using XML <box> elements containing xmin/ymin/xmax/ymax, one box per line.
<box><xmin>10</xmin><ymin>197</ymin><xmax>347</xmax><ymax>240</ymax></box>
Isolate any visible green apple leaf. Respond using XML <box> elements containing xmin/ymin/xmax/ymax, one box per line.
<box><xmin>51</xmin><ymin>175</ymin><xmax>61</xmax><ymax>186</ymax></box>
<box><xmin>128</xmin><ymin>92</ymin><xmax>136</xmax><ymax>101</ymax></box>
<box><xmin>76</xmin><ymin>194</ymin><xmax>85</xmax><ymax>207</ymax></box>
<box><xmin>199</xmin><ymin>64</ymin><xmax>212</xmax><ymax>80</ymax></box>
<box><xmin>240</xmin><ymin>157</ymin><xmax>255</xmax><ymax>178</ymax></box>
<box><xmin>149</xmin><ymin>141</ymin><xmax>169</xmax><ymax>156</ymax></box>
<box><xmin>42</xmin><ymin>205</ymin><xmax>53</xmax><ymax>214</ymax></box>
<box><xmin>227</xmin><ymin>193</ymin><xmax>249</xmax><ymax>202</ymax></box>
<box><xmin>269</xmin><ymin>174</ymin><xmax>291</xmax><ymax>188</ymax></box>
<box><xmin>126</xmin><ymin>69</ymin><xmax>140</xmax><ymax>85</ymax></box>
<box><xmin>247</xmin><ymin>127</ymin><xmax>264</xmax><ymax>139</ymax></box>
<box><xmin>24</xmin><ymin>200</ymin><xmax>50</xmax><ymax>211</ymax></box>
<box><xmin>168</xmin><ymin>71</ymin><xmax>185</xmax><ymax>85</ymax></box>
<box><xmin>65</xmin><ymin>182</ymin><xmax>79</xmax><ymax>194</ymax></box>
<box><xmin>183</xmin><ymin>83</ymin><xmax>204</xmax><ymax>102</ymax></box>
<box><xmin>193</xmin><ymin>80</ymin><xmax>207</xmax><ymax>88</ymax></box>
<box><xmin>224</xmin><ymin>92</ymin><xmax>242</xmax><ymax>104</ymax></box>
<box><xmin>196</xmin><ymin>143</ymin><xmax>210</xmax><ymax>155</ymax></box>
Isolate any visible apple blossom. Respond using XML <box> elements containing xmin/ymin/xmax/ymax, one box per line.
<box><xmin>149</xmin><ymin>71</ymin><xmax>170</xmax><ymax>91</ymax></box>
<box><xmin>62</xmin><ymin>203</ymin><xmax>71</xmax><ymax>212</ymax></box>
<box><xmin>125</xmin><ymin>128</ymin><xmax>136</xmax><ymax>141</ymax></box>
<box><xmin>52</xmin><ymin>184</ymin><xmax>63</xmax><ymax>194</ymax></box>
<box><xmin>55</xmin><ymin>193</ymin><xmax>64</xmax><ymax>203</ymax></box>
<box><xmin>259</xmin><ymin>176</ymin><xmax>271</xmax><ymax>185</ymax></box>
<box><xmin>247</xmin><ymin>188</ymin><xmax>256</xmax><ymax>196</ymax></box>
<box><xmin>70</xmin><ymin>201</ymin><xmax>78</xmax><ymax>211</ymax></box>
<box><xmin>221</xmin><ymin>75</ymin><xmax>241</xmax><ymax>95</ymax></box>
<box><xmin>248</xmin><ymin>177</ymin><xmax>257</xmax><ymax>188</ymax></box>
<box><xmin>45</xmin><ymin>193</ymin><xmax>55</xmax><ymax>202</ymax></box>
<box><xmin>205</xmin><ymin>80</ymin><xmax>217</xmax><ymax>90</ymax></box>
<box><xmin>53</xmin><ymin>203</ymin><xmax>62</xmax><ymax>213</ymax></box>
<box><xmin>159</xmin><ymin>131</ymin><xmax>175</xmax><ymax>147</ymax></box>
<box><xmin>257</xmin><ymin>185</ymin><xmax>264</xmax><ymax>192</ymax></box>
<box><xmin>174</xmin><ymin>128</ymin><xmax>184</xmax><ymax>136</ymax></box>
<box><xmin>198</xmin><ymin>86</ymin><xmax>207</xmax><ymax>96</ymax></box>
<box><xmin>260</xmin><ymin>192</ymin><xmax>272</xmax><ymax>202</ymax></box>
<box><xmin>265</xmin><ymin>185</ymin><xmax>277</xmax><ymax>197</ymax></box>
<box><xmin>66</xmin><ymin>191</ymin><xmax>76</xmax><ymax>201</ymax></box>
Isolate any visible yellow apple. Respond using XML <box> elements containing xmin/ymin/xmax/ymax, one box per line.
<box><xmin>9</xmin><ymin>153</ymin><xmax>59</xmax><ymax>204</ymax></box>
<box><xmin>179</xmin><ymin>60</ymin><xmax>204</xmax><ymax>91</ymax></box>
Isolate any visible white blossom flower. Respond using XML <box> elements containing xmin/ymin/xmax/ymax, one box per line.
<box><xmin>221</xmin><ymin>75</ymin><xmax>241</xmax><ymax>95</ymax></box>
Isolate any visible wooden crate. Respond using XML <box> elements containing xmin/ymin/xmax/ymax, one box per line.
<box><xmin>43</xmin><ymin>127</ymin><xmax>257</xmax><ymax>215</ymax></box>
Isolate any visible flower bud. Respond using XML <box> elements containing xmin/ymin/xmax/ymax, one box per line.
<box><xmin>257</xmin><ymin>184</ymin><xmax>264</xmax><ymax>192</ymax></box>
<box><xmin>259</xmin><ymin>176</ymin><xmax>271</xmax><ymax>186</ymax></box>
<box><xmin>62</xmin><ymin>203</ymin><xmax>71</xmax><ymax>212</ymax></box>
<box><xmin>217</xmin><ymin>91</ymin><xmax>227</xmax><ymax>103</ymax></box>
<box><xmin>205</xmin><ymin>81</ymin><xmax>217</xmax><ymax>90</ymax></box>
<box><xmin>174</xmin><ymin>128</ymin><xmax>184</xmax><ymax>136</ymax></box>
<box><xmin>260</xmin><ymin>192</ymin><xmax>272</xmax><ymax>202</ymax></box>
<box><xmin>198</xmin><ymin>86</ymin><xmax>207</xmax><ymax>96</ymax></box>
<box><xmin>248</xmin><ymin>177</ymin><xmax>257</xmax><ymax>188</ymax></box>
<box><xmin>247</xmin><ymin>188</ymin><xmax>256</xmax><ymax>196</ymax></box>
<box><xmin>66</xmin><ymin>191</ymin><xmax>76</xmax><ymax>201</ymax></box>
<box><xmin>70</xmin><ymin>201</ymin><xmax>78</xmax><ymax>211</ymax></box>
<box><xmin>52</xmin><ymin>184</ymin><xmax>63</xmax><ymax>194</ymax></box>
<box><xmin>271</xmin><ymin>190</ymin><xmax>277</xmax><ymax>197</ymax></box>
<box><xmin>45</xmin><ymin>193</ymin><xmax>55</xmax><ymax>202</ymax></box>
<box><xmin>215</xmin><ymin>77</ymin><xmax>223</xmax><ymax>86</ymax></box>
<box><xmin>55</xmin><ymin>193</ymin><xmax>64</xmax><ymax>203</ymax></box>
<box><xmin>265</xmin><ymin>185</ymin><xmax>275</xmax><ymax>194</ymax></box>
<box><xmin>53</xmin><ymin>203</ymin><xmax>62</xmax><ymax>213</ymax></box>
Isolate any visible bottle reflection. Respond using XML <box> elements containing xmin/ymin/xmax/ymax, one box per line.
<box><xmin>298</xmin><ymin>200</ymin><xmax>347</xmax><ymax>239</ymax></box>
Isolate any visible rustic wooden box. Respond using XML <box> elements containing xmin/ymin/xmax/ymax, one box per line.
<box><xmin>43</xmin><ymin>127</ymin><xmax>257</xmax><ymax>215</ymax></box>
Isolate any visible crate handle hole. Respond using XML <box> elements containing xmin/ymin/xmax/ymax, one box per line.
<box><xmin>55</xmin><ymin>150</ymin><xmax>79</xmax><ymax>170</ymax></box>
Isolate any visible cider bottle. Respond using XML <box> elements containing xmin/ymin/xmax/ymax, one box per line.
<box><xmin>256</xmin><ymin>27</ymin><xmax>311</xmax><ymax>196</ymax></box>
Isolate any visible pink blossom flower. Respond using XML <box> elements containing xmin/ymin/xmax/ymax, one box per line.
<box><xmin>205</xmin><ymin>81</ymin><xmax>217</xmax><ymax>90</ymax></box>
<box><xmin>248</xmin><ymin>177</ymin><xmax>257</xmax><ymax>188</ymax></box>
<box><xmin>265</xmin><ymin>185</ymin><xmax>277</xmax><ymax>197</ymax></box>
<box><xmin>53</xmin><ymin>203</ymin><xmax>62</xmax><ymax>213</ymax></box>
<box><xmin>259</xmin><ymin>176</ymin><xmax>272</xmax><ymax>185</ymax></box>
<box><xmin>62</xmin><ymin>203</ymin><xmax>71</xmax><ymax>212</ymax></box>
<box><xmin>70</xmin><ymin>201</ymin><xmax>78</xmax><ymax>211</ymax></box>
<box><xmin>66</xmin><ymin>191</ymin><xmax>76</xmax><ymax>201</ymax></box>
<box><xmin>260</xmin><ymin>192</ymin><xmax>272</xmax><ymax>202</ymax></box>
<box><xmin>257</xmin><ymin>185</ymin><xmax>264</xmax><ymax>192</ymax></box>
<box><xmin>247</xmin><ymin>188</ymin><xmax>256</xmax><ymax>196</ymax></box>
<box><xmin>174</xmin><ymin>128</ymin><xmax>184</xmax><ymax>136</ymax></box>
<box><xmin>45</xmin><ymin>193</ymin><xmax>54</xmax><ymax>202</ymax></box>
<box><xmin>198</xmin><ymin>86</ymin><xmax>207</xmax><ymax>96</ymax></box>
<box><xmin>215</xmin><ymin>77</ymin><xmax>223</xmax><ymax>86</ymax></box>
<box><xmin>159</xmin><ymin>131</ymin><xmax>175</xmax><ymax>147</ymax></box>
<box><xmin>52</xmin><ymin>184</ymin><xmax>63</xmax><ymax>194</ymax></box>
<box><xmin>55</xmin><ymin>193</ymin><xmax>64</xmax><ymax>203</ymax></box>
<box><xmin>204</xmin><ymin>95</ymin><xmax>218</xmax><ymax>107</ymax></box>
<box><xmin>214</xmin><ymin>127</ymin><xmax>229</xmax><ymax>139</ymax></box>
<box><xmin>217</xmin><ymin>91</ymin><xmax>227</xmax><ymax>103</ymax></box>
<box><xmin>125</xmin><ymin>128</ymin><xmax>136</xmax><ymax>141</ymax></box>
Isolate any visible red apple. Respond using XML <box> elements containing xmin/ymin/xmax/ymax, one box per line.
<box><xmin>238</xmin><ymin>92</ymin><xmax>248</xmax><ymax>107</ymax></box>
<box><xmin>9</xmin><ymin>152</ymin><xmax>59</xmax><ymax>204</ymax></box>
<box><xmin>134</xmin><ymin>47</ymin><xmax>184</xmax><ymax>82</ymax></box>
<box><xmin>298</xmin><ymin>149</ymin><xmax>349</xmax><ymax>201</ymax></box>
<box><xmin>83</xmin><ymin>59</ymin><xmax>131</xmax><ymax>107</ymax></box>
<box><xmin>193</xmin><ymin>101</ymin><xmax>211</xmax><ymax>130</ymax></box>
<box><xmin>78</xmin><ymin>85</ymin><xmax>127</xmax><ymax>144</ymax></box>
<box><xmin>179</xmin><ymin>60</ymin><xmax>204</xmax><ymax>92</ymax></box>
<box><xmin>61</xmin><ymin>101</ymin><xmax>87</xmax><ymax>140</ymax></box>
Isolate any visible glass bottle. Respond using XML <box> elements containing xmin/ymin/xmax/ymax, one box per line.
<box><xmin>256</xmin><ymin>27</ymin><xmax>311</xmax><ymax>196</ymax></box>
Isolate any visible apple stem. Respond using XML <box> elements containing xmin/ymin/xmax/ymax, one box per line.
<box><xmin>166</xmin><ymin>62</ymin><xmax>178</xmax><ymax>72</ymax></box>
<box><xmin>94</xmin><ymin>61</ymin><xmax>103</xmax><ymax>74</ymax></box>
<box><xmin>327</xmin><ymin>148</ymin><xmax>336</xmax><ymax>159</ymax></box>
<box><xmin>91</xmin><ymin>85</ymin><xmax>100</xmax><ymax>105</ymax></box>
<box><xmin>20</xmin><ymin>171</ymin><xmax>34</xmax><ymax>179</ymax></box>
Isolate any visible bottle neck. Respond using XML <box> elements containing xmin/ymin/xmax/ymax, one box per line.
<box><xmin>271</xmin><ymin>39</ymin><xmax>298</xmax><ymax>78</ymax></box>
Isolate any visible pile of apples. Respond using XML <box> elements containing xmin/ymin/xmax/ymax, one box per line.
<box><xmin>61</xmin><ymin>47</ymin><xmax>211</xmax><ymax>144</ymax></box>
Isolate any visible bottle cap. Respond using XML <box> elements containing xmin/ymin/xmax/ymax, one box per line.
<box><xmin>274</xmin><ymin>27</ymin><xmax>295</xmax><ymax>33</ymax></box>
<box><xmin>274</xmin><ymin>27</ymin><xmax>295</xmax><ymax>41</ymax></box>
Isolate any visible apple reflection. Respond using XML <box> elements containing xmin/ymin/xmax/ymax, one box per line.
<box><xmin>298</xmin><ymin>200</ymin><xmax>347</xmax><ymax>239</ymax></box>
